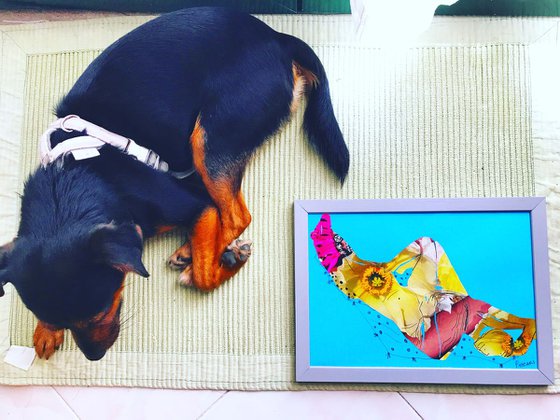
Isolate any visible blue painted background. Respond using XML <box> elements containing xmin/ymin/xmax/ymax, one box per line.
<box><xmin>307</xmin><ymin>211</ymin><xmax>537</xmax><ymax>369</ymax></box>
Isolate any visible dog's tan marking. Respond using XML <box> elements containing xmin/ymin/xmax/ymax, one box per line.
<box><xmin>290</xmin><ymin>61</ymin><xmax>319</xmax><ymax>114</ymax></box>
<box><xmin>33</xmin><ymin>321</ymin><xmax>64</xmax><ymax>360</ymax></box>
<box><xmin>186</xmin><ymin>119</ymin><xmax>253</xmax><ymax>290</ymax></box>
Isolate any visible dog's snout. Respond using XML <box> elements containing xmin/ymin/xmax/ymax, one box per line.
<box><xmin>83</xmin><ymin>348</ymin><xmax>107</xmax><ymax>361</ymax></box>
<box><xmin>71</xmin><ymin>305</ymin><xmax>121</xmax><ymax>361</ymax></box>
<box><xmin>72</xmin><ymin>327</ymin><xmax>116</xmax><ymax>362</ymax></box>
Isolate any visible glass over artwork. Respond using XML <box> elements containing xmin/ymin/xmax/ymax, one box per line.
<box><xmin>307</xmin><ymin>211</ymin><xmax>537</xmax><ymax>370</ymax></box>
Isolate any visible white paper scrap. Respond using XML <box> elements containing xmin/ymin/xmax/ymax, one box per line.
<box><xmin>4</xmin><ymin>345</ymin><xmax>36</xmax><ymax>371</ymax></box>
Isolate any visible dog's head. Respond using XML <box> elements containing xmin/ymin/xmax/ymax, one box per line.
<box><xmin>0</xmin><ymin>222</ymin><xmax>149</xmax><ymax>361</ymax></box>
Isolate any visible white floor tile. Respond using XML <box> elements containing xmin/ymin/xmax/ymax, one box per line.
<box><xmin>0</xmin><ymin>385</ymin><xmax>78</xmax><ymax>419</ymax></box>
<box><xmin>54</xmin><ymin>386</ymin><xmax>226</xmax><ymax>420</ymax></box>
<box><xmin>201</xmin><ymin>391</ymin><xmax>420</xmax><ymax>420</ymax></box>
<box><xmin>401</xmin><ymin>392</ymin><xmax>560</xmax><ymax>420</ymax></box>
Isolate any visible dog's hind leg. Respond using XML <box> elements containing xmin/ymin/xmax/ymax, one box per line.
<box><xmin>183</xmin><ymin>59</ymin><xmax>300</xmax><ymax>290</ymax></box>
<box><xmin>184</xmin><ymin>119</ymin><xmax>253</xmax><ymax>290</ymax></box>
<box><xmin>168</xmin><ymin>218</ymin><xmax>252</xmax><ymax>290</ymax></box>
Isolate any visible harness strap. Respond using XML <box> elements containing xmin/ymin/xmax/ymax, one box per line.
<box><xmin>39</xmin><ymin>115</ymin><xmax>195</xmax><ymax>179</ymax></box>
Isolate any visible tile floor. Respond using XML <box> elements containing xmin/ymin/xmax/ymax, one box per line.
<box><xmin>0</xmin><ymin>386</ymin><xmax>559</xmax><ymax>419</ymax></box>
<box><xmin>1</xmin><ymin>7</ymin><xmax>559</xmax><ymax>420</ymax></box>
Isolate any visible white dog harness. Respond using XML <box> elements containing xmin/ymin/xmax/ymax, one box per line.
<box><xmin>39</xmin><ymin>115</ymin><xmax>195</xmax><ymax>179</ymax></box>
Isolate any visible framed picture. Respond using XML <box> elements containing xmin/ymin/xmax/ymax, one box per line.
<box><xmin>294</xmin><ymin>198</ymin><xmax>554</xmax><ymax>385</ymax></box>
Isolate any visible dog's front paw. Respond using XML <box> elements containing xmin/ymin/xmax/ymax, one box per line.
<box><xmin>168</xmin><ymin>243</ymin><xmax>192</xmax><ymax>271</ymax></box>
<box><xmin>169</xmin><ymin>243</ymin><xmax>194</xmax><ymax>287</ymax></box>
<box><xmin>33</xmin><ymin>321</ymin><xmax>64</xmax><ymax>360</ymax></box>
<box><xmin>221</xmin><ymin>238</ymin><xmax>253</xmax><ymax>268</ymax></box>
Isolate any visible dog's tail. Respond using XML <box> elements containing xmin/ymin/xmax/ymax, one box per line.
<box><xmin>280</xmin><ymin>34</ymin><xmax>349</xmax><ymax>183</ymax></box>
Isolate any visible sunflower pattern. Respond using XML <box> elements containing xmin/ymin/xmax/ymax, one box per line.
<box><xmin>360</xmin><ymin>266</ymin><xmax>393</xmax><ymax>296</ymax></box>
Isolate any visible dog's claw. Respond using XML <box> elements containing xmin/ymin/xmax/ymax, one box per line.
<box><xmin>221</xmin><ymin>238</ymin><xmax>253</xmax><ymax>268</ymax></box>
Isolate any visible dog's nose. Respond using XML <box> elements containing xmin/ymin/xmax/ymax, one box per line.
<box><xmin>84</xmin><ymin>348</ymin><xmax>106</xmax><ymax>361</ymax></box>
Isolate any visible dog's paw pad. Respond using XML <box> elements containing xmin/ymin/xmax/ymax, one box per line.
<box><xmin>221</xmin><ymin>239</ymin><xmax>253</xmax><ymax>268</ymax></box>
<box><xmin>221</xmin><ymin>250</ymin><xmax>237</xmax><ymax>267</ymax></box>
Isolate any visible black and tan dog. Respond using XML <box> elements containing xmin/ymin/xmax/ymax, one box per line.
<box><xmin>0</xmin><ymin>7</ymin><xmax>348</xmax><ymax>361</ymax></box>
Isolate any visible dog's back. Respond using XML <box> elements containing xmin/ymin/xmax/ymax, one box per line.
<box><xmin>57</xmin><ymin>7</ymin><xmax>348</xmax><ymax>180</ymax></box>
<box><xmin>57</xmin><ymin>8</ymin><xmax>289</xmax><ymax>171</ymax></box>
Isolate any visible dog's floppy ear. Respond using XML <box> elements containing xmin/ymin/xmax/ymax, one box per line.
<box><xmin>0</xmin><ymin>240</ymin><xmax>15</xmax><ymax>297</ymax></box>
<box><xmin>90</xmin><ymin>223</ymin><xmax>150</xmax><ymax>278</ymax></box>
